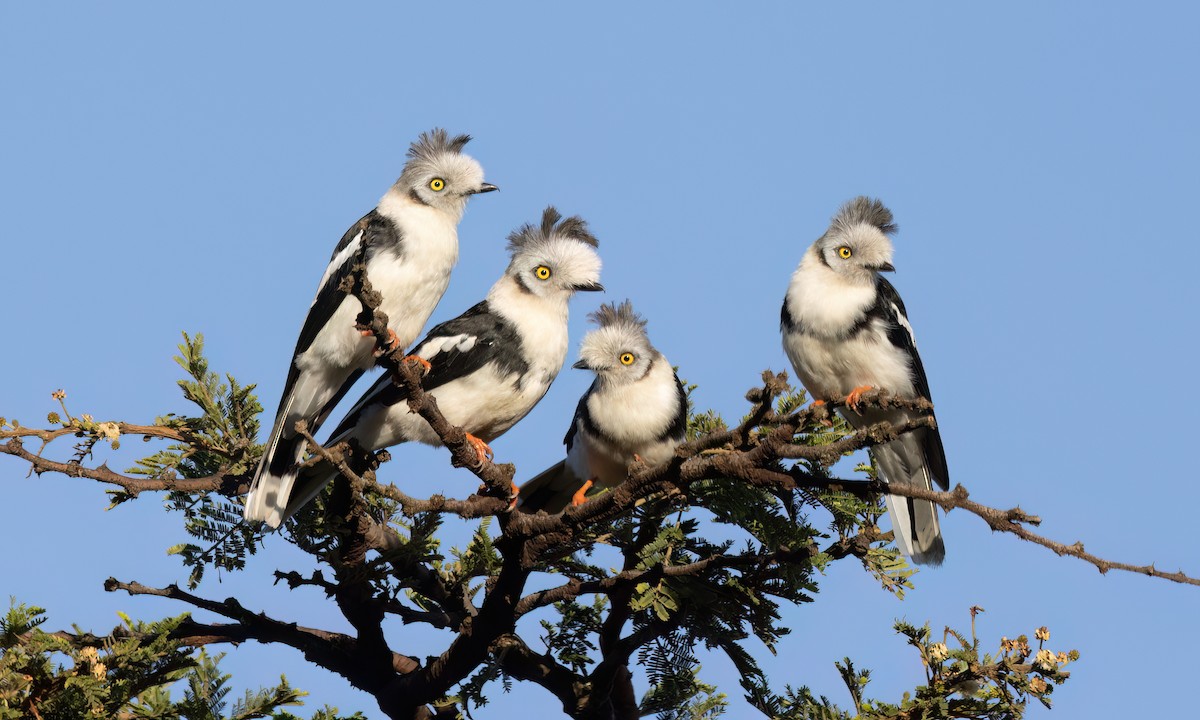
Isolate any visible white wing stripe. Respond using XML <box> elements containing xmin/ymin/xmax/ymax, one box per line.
<box><xmin>312</xmin><ymin>231</ymin><xmax>363</xmax><ymax>305</ymax></box>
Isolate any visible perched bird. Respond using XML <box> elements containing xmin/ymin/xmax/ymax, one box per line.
<box><xmin>244</xmin><ymin>129</ymin><xmax>498</xmax><ymax>528</ymax></box>
<box><xmin>520</xmin><ymin>301</ymin><xmax>687</xmax><ymax>514</ymax></box>
<box><xmin>262</xmin><ymin>207</ymin><xmax>604</xmax><ymax>526</ymax></box>
<box><xmin>780</xmin><ymin>196</ymin><xmax>948</xmax><ymax>565</ymax></box>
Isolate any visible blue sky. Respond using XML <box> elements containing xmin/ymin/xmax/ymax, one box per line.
<box><xmin>2</xmin><ymin>3</ymin><xmax>1198</xmax><ymax>717</ymax></box>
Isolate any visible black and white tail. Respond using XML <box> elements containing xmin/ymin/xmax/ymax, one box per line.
<box><xmin>243</xmin><ymin>366</ymin><xmax>360</xmax><ymax>528</ymax></box>
<box><xmin>872</xmin><ymin>424</ymin><xmax>948</xmax><ymax>566</ymax></box>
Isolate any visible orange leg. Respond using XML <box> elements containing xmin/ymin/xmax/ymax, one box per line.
<box><xmin>810</xmin><ymin>398</ymin><xmax>833</xmax><ymax>426</ymax></box>
<box><xmin>845</xmin><ymin>385</ymin><xmax>874</xmax><ymax>411</ymax></box>
<box><xmin>465</xmin><ymin>433</ymin><xmax>494</xmax><ymax>463</ymax></box>
<box><xmin>570</xmin><ymin>479</ymin><xmax>595</xmax><ymax>507</ymax></box>
<box><xmin>473</xmin><ymin>479</ymin><xmax>520</xmax><ymax>509</ymax></box>
<box><xmin>403</xmin><ymin>354</ymin><xmax>432</xmax><ymax>373</ymax></box>
<box><xmin>362</xmin><ymin>327</ymin><xmax>403</xmax><ymax>357</ymax></box>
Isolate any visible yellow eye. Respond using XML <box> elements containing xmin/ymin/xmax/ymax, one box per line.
<box><xmin>619</xmin><ymin>352</ymin><xmax>635</xmax><ymax>366</ymax></box>
<box><xmin>837</xmin><ymin>246</ymin><xmax>853</xmax><ymax>259</ymax></box>
<box><xmin>534</xmin><ymin>265</ymin><xmax>552</xmax><ymax>280</ymax></box>
<box><xmin>429</xmin><ymin>178</ymin><xmax>445</xmax><ymax>191</ymax></box>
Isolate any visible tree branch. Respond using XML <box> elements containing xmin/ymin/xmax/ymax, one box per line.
<box><xmin>0</xmin><ymin>435</ymin><xmax>243</xmax><ymax>495</ymax></box>
<box><xmin>103</xmin><ymin>578</ymin><xmax>420</xmax><ymax>684</ymax></box>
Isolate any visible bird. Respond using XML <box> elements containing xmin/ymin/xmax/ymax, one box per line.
<box><xmin>243</xmin><ymin>128</ymin><xmax>498</xmax><ymax>528</ymax></box>
<box><xmin>260</xmin><ymin>206</ymin><xmax>604</xmax><ymax>526</ymax></box>
<box><xmin>780</xmin><ymin>196</ymin><xmax>948</xmax><ymax>565</ymax></box>
<box><xmin>519</xmin><ymin>301</ymin><xmax>687</xmax><ymax>514</ymax></box>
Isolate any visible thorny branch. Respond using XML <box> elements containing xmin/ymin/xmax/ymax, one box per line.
<box><xmin>3</xmin><ymin>259</ymin><xmax>1196</xmax><ymax>718</ymax></box>
<box><xmin>0</xmin><ymin>425</ymin><xmax>245</xmax><ymax>496</ymax></box>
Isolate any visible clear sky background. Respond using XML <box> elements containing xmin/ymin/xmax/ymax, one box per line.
<box><xmin>2</xmin><ymin>3</ymin><xmax>1198</xmax><ymax>718</ymax></box>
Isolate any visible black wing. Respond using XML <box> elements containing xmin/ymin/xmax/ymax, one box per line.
<box><xmin>873</xmin><ymin>276</ymin><xmax>949</xmax><ymax>488</ymax></box>
<box><xmin>873</xmin><ymin>276</ymin><xmax>932</xmax><ymax>402</ymax></box>
<box><xmin>657</xmin><ymin>372</ymin><xmax>689</xmax><ymax>443</ymax></box>
<box><xmin>780</xmin><ymin>295</ymin><xmax>799</xmax><ymax>332</ymax></box>
<box><xmin>293</xmin><ymin>209</ymin><xmax>402</xmax><ymax>358</ymax></box>
<box><xmin>563</xmin><ymin>385</ymin><xmax>595</xmax><ymax>451</ymax></box>
<box><xmin>326</xmin><ymin>301</ymin><xmax>529</xmax><ymax>438</ymax></box>
<box><xmin>415</xmin><ymin>301</ymin><xmax>530</xmax><ymax>390</ymax></box>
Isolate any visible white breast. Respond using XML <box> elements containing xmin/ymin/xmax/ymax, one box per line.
<box><xmin>784</xmin><ymin>327</ymin><xmax>915</xmax><ymax>400</ymax></box>
<box><xmin>488</xmin><ymin>277</ymin><xmax>571</xmax><ymax>391</ymax></box>
<box><xmin>586</xmin><ymin>356</ymin><xmax>680</xmax><ymax>459</ymax></box>
<box><xmin>782</xmin><ymin>253</ymin><xmax>916</xmax><ymax>401</ymax></box>
<box><xmin>784</xmin><ymin>253</ymin><xmax>876</xmax><ymax>338</ymax></box>
<box><xmin>297</xmin><ymin>192</ymin><xmax>459</xmax><ymax>376</ymax></box>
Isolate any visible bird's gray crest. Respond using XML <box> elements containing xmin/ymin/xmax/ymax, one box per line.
<box><xmin>507</xmin><ymin>206</ymin><xmax>600</xmax><ymax>255</ymax></box>
<box><xmin>830</xmin><ymin>196</ymin><xmax>898</xmax><ymax>236</ymax></box>
<box><xmin>407</xmin><ymin>128</ymin><xmax>473</xmax><ymax>163</ymax></box>
<box><xmin>589</xmin><ymin>300</ymin><xmax>647</xmax><ymax>332</ymax></box>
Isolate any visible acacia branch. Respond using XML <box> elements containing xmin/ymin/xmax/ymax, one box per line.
<box><xmin>514</xmin><ymin>550</ymin><xmax>798</xmax><ymax>616</ymax></box>
<box><xmin>104</xmin><ymin>578</ymin><xmax>421</xmax><ymax>683</ymax></box>
<box><xmin>858</xmin><ymin>481</ymin><xmax>1200</xmax><ymax>586</ymax></box>
<box><xmin>491</xmin><ymin>634</ymin><xmax>583</xmax><ymax>713</ymax></box>
<box><xmin>0</xmin><ymin>435</ymin><xmax>243</xmax><ymax>495</ymax></box>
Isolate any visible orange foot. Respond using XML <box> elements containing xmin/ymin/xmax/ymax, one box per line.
<box><xmin>474</xmin><ymin>480</ymin><xmax>519</xmax><ymax>509</ymax></box>
<box><xmin>570</xmin><ymin>479</ymin><xmax>595</xmax><ymax>507</ymax></box>
<box><xmin>465</xmin><ymin>433</ymin><xmax>494</xmax><ymax>463</ymax></box>
<box><xmin>845</xmin><ymin>385</ymin><xmax>874</xmax><ymax>411</ymax></box>
<box><xmin>361</xmin><ymin>327</ymin><xmax>402</xmax><ymax>356</ymax></box>
<box><xmin>810</xmin><ymin>398</ymin><xmax>833</xmax><ymax>426</ymax></box>
<box><xmin>403</xmin><ymin>354</ymin><xmax>432</xmax><ymax>374</ymax></box>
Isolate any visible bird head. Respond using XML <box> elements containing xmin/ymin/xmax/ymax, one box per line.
<box><xmin>815</xmin><ymin>196</ymin><xmax>898</xmax><ymax>285</ymax></box>
<box><xmin>505</xmin><ymin>206</ymin><xmax>604</xmax><ymax>302</ymax></box>
<box><xmin>396</xmin><ymin>128</ymin><xmax>498</xmax><ymax>219</ymax></box>
<box><xmin>572</xmin><ymin>300</ymin><xmax>656</xmax><ymax>385</ymax></box>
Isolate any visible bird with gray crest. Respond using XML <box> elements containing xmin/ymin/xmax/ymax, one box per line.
<box><xmin>244</xmin><ymin>128</ymin><xmax>498</xmax><ymax>528</ymax></box>
<box><xmin>262</xmin><ymin>207</ymin><xmax>603</xmax><ymax>526</ymax></box>
<box><xmin>780</xmin><ymin>196</ymin><xmax>949</xmax><ymax>565</ymax></box>
<box><xmin>520</xmin><ymin>301</ymin><xmax>687</xmax><ymax>513</ymax></box>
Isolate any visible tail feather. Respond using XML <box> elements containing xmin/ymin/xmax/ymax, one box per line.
<box><xmin>243</xmin><ymin>433</ymin><xmax>309</xmax><ymax>528</ymax></box>
<box><xmin>245</xmin><ymin>365</ymin><xmax>365</xmax><ymax>527</ymax></box>
<box><xmin>518</xmin><ymin>460</ymin><xmax>582</xmax><ymax>514</ymax></box>
<box><xmin>280</xmin><ymin>459</ymin><xmax>340</xmax><ymax>524</ymax></box>
<box><xmin>872</xmin><ymin>434</ymin><xmax>945</xmax><ymax>566</ymax></box>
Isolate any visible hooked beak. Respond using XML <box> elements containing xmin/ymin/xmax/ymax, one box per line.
<box><xmin>572</xmin><ymin>359</ymin><xmax>591</xmax><ymax>370</ymax></box>
<box><xmin>572</xmin><ymin>281</ymin><xmax>605</xmax><ymax>293</ymax></box>
<box><xmin>875</xmin><ymin>262</ymin><xmax>896</xmax><ymax>273</ymax></box>
<box><xmin>468</xmin><ymin>183</ymin><xmax>499</xmax><ymax>195</ymax></box>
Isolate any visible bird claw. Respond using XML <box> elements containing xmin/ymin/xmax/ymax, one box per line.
<box><xmin>476</xmin><ymin>480</ymin><xmax>519</xmax><ymax>509</ymax></box>
<box><xmin>465</xmin><ymin>433</ymin><xmax>493</xmax><ymax>463</ymax></box>
<box><xmin>810</xmin><ymin>399</ymin><xmax>833</xmax><ymax>426</ymax></box>
<box><xmin>403</xmin><ymin>354</ymin><xmax>432</xmax><ymax>374</ymax></box>
<box><xmin>845</xmin><ymin>385</ymin><xmax>874</xmax><ymax>411</ymax></box>
<box><xmin>362</xmin><ymin>328</ymin><xmax>403</xmax><ymax>357</ymax></box>
<box><xmin>570</xmin><ymin>479</ymin><xmax>595</xmax><ymax>507</ymax></box>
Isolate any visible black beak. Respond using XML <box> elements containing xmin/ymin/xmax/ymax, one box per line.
<box><xmin>876</xmin><ymin>262</ymin><xmax>896</xmax><ymax>273</ymax></box>
<box><xmin>572</xmin><ymin>282</ymin><xmax>605</xmax><ymax>293</ymax></box>
<box><xmin>469</xmin><ymin>183</ymin><xmax>499</xmax><ymax>195</ymax></box>
<box><xmin>572</xmin><ymin>359</ymin><xmax>590</xmax><ymax>370</ymax></box>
